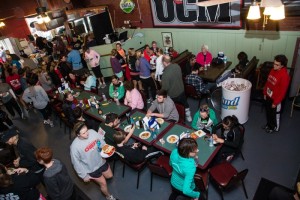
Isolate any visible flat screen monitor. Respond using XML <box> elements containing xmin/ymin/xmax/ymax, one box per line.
<box><xmin>118</xmin><ymin>31</ymin><xmax>128</xmax><ymax>42</ymax></box>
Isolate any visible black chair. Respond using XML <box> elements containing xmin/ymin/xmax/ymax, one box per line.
<box><xmin>175</xmin><ymin>103</ymin><xmax>185</xmax><ymax>124</ymax></box>
<box><xmin>194</xmin><ymin>168</ymin><xmax>209</xmax><ymax>200</ymax></box>
<box><xmin>116</xmin><ymin>152</ymin><xmax>148</xmax><ymax>189</ymax></box>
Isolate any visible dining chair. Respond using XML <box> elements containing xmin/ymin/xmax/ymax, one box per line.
<box><xmin>184</xmin><ymin>84</ymin><xmax>202</xmax><ymax>107</ymax></box>
<box><xmin>174</xmin><ymin>103</ymin><xmax>185</xmax><ymax>124</ymax></box>
<box><xmin>290</xmin><ymin>85</ymin><xmax>300</xmax><ymax>117</ymax></box>
<box><xmin>210</xmin><ymin>87</ymin><xmax>222</xmax><ymax>113</ymax></box>
<box><xmin>209</xmin><ymin>162</ymin><xmax>248</xmax><ymax>200</ymax></box>
<box><xmin>194</xmin><ymin>168</ymin><xmax>209</xmax><ymax>200</ymax></box>
<box><xmin>147</xmin><ymin>155</ymin><xmax>172</xmax><ymax>191</ymax></box>
<box><xmin>116</xmin><ymin>152</ymin><xmax>148</xmax><ymax>189</ymax></box>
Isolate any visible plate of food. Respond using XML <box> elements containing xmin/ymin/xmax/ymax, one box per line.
<box><xmin>191</xmin><ymin>130</ymin><xmax>206</xmax><ymax>139</ymax></box>
<box><xmin>167</xmin><ymin>135</ymin><xmax>179</xmax><ymax>144</ymax></box>
<box><xmin>100</xmin><ymin>144</ymin><xmax>115</xmax><ymax>158</ymax></box>
<box><xmin>139</xmin><ymin>131</ymin><xmax>151</xmax><ymax>140</ymax></box>
<box><xmin>156</xmin><ymin>118</ymin><xmax>164</xmax><ymax>125</ymax></box>
<box><xmin>73</xmin><ymin>92</ymin><xmax>80</xmax><ymax>98</ymax></box>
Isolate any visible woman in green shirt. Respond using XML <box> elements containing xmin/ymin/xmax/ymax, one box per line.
<box><xmin>169</xmin><ymin>138</ymin><xmax>200</xmax><ymax>200</ymax></box>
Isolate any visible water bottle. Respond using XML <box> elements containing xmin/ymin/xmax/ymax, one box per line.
<box><xmin>102</xmin><ymin>93</ymin><xmax>107</xmax><ymax>101</ymax></box>
<box><xmin>139</xmin><ymin>117</ymin><xmax>143</xmax><ymax>129</ymax></box>
<box><xmin>97</xmin><ymin>140</ymin><xmax>102</xmax><ymax>152</ymax></box>
<box><xmin>204</xmin><ymin>62</ymin><xmax>207</xmax><ymax>71</ymax></box>
<box><xmin>116</xmin><ymin>98</ymin><xmax>120</xmax><ymax>106</ymax></box>
<box><xmin>209</xmin><ymin>136</ymin><xmax>214</xmax><ymax>147</ymax></box>
<box><xmin>130</xmin><ymin>117</ymin><xmax>134</xmax><ymax>125</ymax></box>
<box><xmin>126</xmin><ymin>113</ymin><xmax>130</xmax><ymax>124</ymax></box>
<box><xmin>152</xmin><ymin>128</ymin><xmax>157</xmax><ymax>139</ymax></box>
<box><xmin>223</xmin><ymin>56</ymin><xmax>227</xmax><ymax>64</ymax></box>
<box><xmin>186</xmin><ymin>130</ymin><xmax>190</xmax><ymax>138</ymax></box>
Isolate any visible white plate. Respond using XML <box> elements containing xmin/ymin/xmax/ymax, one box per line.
<box><xmin>156</xmin><ymin>118</ymin><xmax>164</xmax><ymax>124</ymax></box>
<box><xmin>167</xmin><ymin>135</ymin><xmax>179</xmax><ymax>144</ymax></box>
<box><xmin>139</xmin><ymin>131</ymin><xmax>151</xmax><ymax>139</ymax></box>
<box><xmin>195</xmin><ymin>130</ymin><xmax>206</xmax><ymax>137</ymax></box>
<box><xmin>100</xmin><ymin>149</ymin><xmax>115</xmax><ymax>158</ymax></box>
<box><xmin>124</xmin><ymin>125</ymin><xmax>132</xmax><ymax>133</ymax></box>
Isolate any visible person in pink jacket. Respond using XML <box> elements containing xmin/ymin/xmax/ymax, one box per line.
<box><xmin>196</xmin><ymin>44</ymin><xmax>213</xmax><ymax>66</ymax></box>
<box><xmin>123</xmin><ymin>81</ymin><xmax>144</xmax><ymax>110</ymax></box>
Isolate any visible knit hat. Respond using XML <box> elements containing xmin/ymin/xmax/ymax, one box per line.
<box><xmin>1</xmin><ymin>128</ymin><xmax>18</xmax><ymax>143</ymax></box>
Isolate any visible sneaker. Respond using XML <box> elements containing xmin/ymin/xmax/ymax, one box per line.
<box><xmin>21</xmin><ymin>113</ymin><xmax>26</xmax><ymax>120</ymax></box>
<box><xmin>44</xmin><ymin>120</ymin><xmax>50</xmax><ymax>125</ymax></box>
<box><xmin>49</xmin><ymin>121</ymin><xmax>54</xmax><ymax>127</ymax></box>
<box><xmin>186</xmin><ymin>115</ymin><xmax>192</xmax><ymax>122</ymax></box>
<box><xmin>106</xmin><ymin>195</ymin><xmax>118</xmax><ymax>200</ymax></box>
<box><xmin>226</xmin><ymin>155</ymin><xmax>234</xmax><ymax>162</ymax></box>
<box><xmin>261</xmin><ymin>124</ymin><xmax>270</xmax><ymax>130</ymax></box>
<box><xmin>265</xmin><ymin>128</ymin><xmax>278</xmax><ymax>134</ymax></box>
<box><xmin>147</xmin><ymin>98</ymin><xmax>152</xmax><ymax>104</ymax></box>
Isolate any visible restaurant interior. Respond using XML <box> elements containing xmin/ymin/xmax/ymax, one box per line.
<box><xmin>1</xmin><ymin>0</ymin><xmax>300</xmax><ymax>200</ymax></box>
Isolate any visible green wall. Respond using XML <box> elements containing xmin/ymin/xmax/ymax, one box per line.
<box><xmin>140</xmin><ymin>28</ymin><xmax>300</xmax><ymax>68</ymax></box>
<box><xmin>90</xmin><ymin>29</ymin><xmax>300</xmax><ymax>77</ymax></box>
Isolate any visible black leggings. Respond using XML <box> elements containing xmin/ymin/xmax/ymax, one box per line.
<box><xmin>37</xmin><ymin>103</ymin><xmax>52</xmax><ymax>120</ymax></box>
<box><xmin>140</xmin><ymin>77</ymin><xmax>156</xmax><ymax>100</ymax></box>
<box><xmin>169</xmin><ymin>186</ymin><xmax>190</xmax><ymax>200</ymax></box>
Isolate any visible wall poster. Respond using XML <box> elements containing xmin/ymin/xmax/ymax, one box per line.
<box><xmin>150</xmin><ymin>0</ymin><xmax>242</xmax><ymax>28</ymax></box>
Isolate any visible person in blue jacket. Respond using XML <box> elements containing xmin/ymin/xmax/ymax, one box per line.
<box><xmin>169</xmin><ymin>138</ymin><xmax>200</xmax><ymax>200</ymax></box>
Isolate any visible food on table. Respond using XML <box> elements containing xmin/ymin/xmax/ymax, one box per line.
<box><xmin>156</xmin><ymin>118</ymin><xmax>164</xmax><ymax>124</ymax></box>
<box><xmin>167</xmin><ymin>135</ymin><xmax>179</xmax><ymax>143</ymax></box>
<box><xmin>102</xmin><ymin>144</ymin><xmax>115</xmax><ymax>156</ymax></box>
<box><xmin>139</xmin><ymin>131</ymin><xmax>151</xmax><ymax>139</ymax></box>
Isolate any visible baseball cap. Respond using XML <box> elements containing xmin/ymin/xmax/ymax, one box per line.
<box><xmin>1</xmin><ymin>128</ymin><xmax>18</xmax><ymax>143</ymax></box>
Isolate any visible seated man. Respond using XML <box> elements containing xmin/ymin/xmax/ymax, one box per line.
<box><xmin>113</xmin><ymin>131</ymin><xmax>162</xmax><ymax>164</ymax></box>
<box><xmin>185</xmin><ymin>65</ymin><xmax>215</xmax><ymax>95</ymax></box>
<box><xmin>147</xmin><ymin>89</ymin><xmax>179</xmax><ymax>123</ymax></box>
<box><xmin>98</xmin><ymin>112</ymin><xmax>134</xmax><ymax>146</ymax></box>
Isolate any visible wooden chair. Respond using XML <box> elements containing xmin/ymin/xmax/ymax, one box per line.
<box><xmin>290</xmin><ymin>85</ymin><xmax>300</xmax><ymax>117</ymax></box>
<box><xmin>209</xmin><ymin>162</ymin><xmax>248</xmax><ymax>200</ymax></box>
<box><xmin>175</xmin><ymin>103</ymin><xmax>185</xmax><ymax>124</ymax></box>
<box><xmin>184</xmin><ymin>84</ymin><xmax>202</xmax><ymax>107</ymax></box>
<box><xmin>147</xmin><ymin>155</ymin><xmax>172</xmax><ymax>191</ymax></box>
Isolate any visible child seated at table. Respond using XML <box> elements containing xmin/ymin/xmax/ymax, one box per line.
<box><xmin>113</xmin><ymin>131</ymin><xmax>162</xmax><ymax>164</ymax></box>
<box><xmin>108</xmin><ymin>75</ymin><xmax>125</xmax><ymax>103</ymax></box>
<box><xmin>191</xmin><ymin>104</ymin><xmax>218</xmax><ymax>133</ymax></box>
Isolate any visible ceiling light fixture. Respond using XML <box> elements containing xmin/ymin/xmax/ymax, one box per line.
<box><xmin>247</xmin><ymin>0</ymin><xmax>285</xmax><ymax>30</ymax></box>
<box><xmin>0</xmin><ymin>22</ymin><xmax>5</xmax><ymax>27</ymax></box>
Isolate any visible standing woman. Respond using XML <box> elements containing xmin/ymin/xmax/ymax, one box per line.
<box><xmin>84</xmin><ymin>46</ymin><xmax>106</xmax><ymax>88</ymax></box>
<box><xmin>110</xmin><ymin>49</ymin><xmax>124</xmax><ymax>82</ymax></box>
<box><xmin>136</xmin><ymin>50</ymin><xmax>156</xmax><ymax>103</ymax></box>
<box><xmin>22</xmin><ymin>73</ymin><xmax>54</xmax><ymax>127</ymax></box>
<box><xmin>155</xmin><ymin>48</ymin><xmax>164</xmax><ymax>83</ymax></box>
<box><xmin>127</xmin><ymin>48</ymin><xmax>142</xmax><ymax>90</ymax></box>
<box><xmin>169</xmin><ymin>138</ymin><xmax>201</xmax><ymax>200</ymax></box>
<box><xmin>37</xmin><ymin>66</ymin><xmax>53</xmax><ymax>93</ymax></box>
<box><xmin>116</xmin><ymin>43</ymin><xmax>131</xmax><ymax>81</ymax></box>
<box><xmin>123</xmin><ymin>81</ymin><xmax>144</xmax><ymax>110</ymax></box>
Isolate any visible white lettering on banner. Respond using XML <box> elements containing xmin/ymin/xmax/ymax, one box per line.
<box><xmin>150</xmin><ymin>0</ymin><xmax>242</xmax><ymax>28</ymax></box>
<box><xmin>222</xmin><ymin>96</ymin><xmax>240</xmax><ymax>110</ymax></box>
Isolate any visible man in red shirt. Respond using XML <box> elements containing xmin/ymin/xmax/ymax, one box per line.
<box><xmin>263</xmin><ymin>55</ymin><xmax>290</xmax><ymax>134</ymax></box>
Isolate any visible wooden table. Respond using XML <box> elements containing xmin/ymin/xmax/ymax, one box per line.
<box><xmin>199</xmin><ymin>61</ymin><xmax>232</xmax><ymax>82</ymax></box>
<box><xmin>153</xmin><ymin>123</ymin><xmax>222</xmax><ymax>169</ymax></box>
<box><xmin>118</xmin><ymin>110</ymin><xmax>172</xmax><ymax>146</ymax></box>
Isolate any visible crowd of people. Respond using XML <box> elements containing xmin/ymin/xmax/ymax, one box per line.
<box><xmin>0</xmin><ymin>32</ymin><xmax>291</xmax><ymax>200</ymax></box>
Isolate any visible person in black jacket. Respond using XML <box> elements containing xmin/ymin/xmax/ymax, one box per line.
<box><xmin>1</xmin><ymin>128</ymin><xmax>44</xmax><ymax>174</ymax></box>
<box><xmin>0</xmin><ymin>163</ymin><xmax>41</xmax><ymax>200</ymax></box>
<box><xmin>58</xmin><ymin>56</ymin><xmax>72</xmax><ymax>82</ymax></box>
<box><xmin>35</xmin><ymin>147</ymin><xmax>74</xmax><ymax>200</ymax></box>
<box><xmin>212</xmin><ymin>115</ymin><xmax>244</xmax><ymax>163</ymax></box>
<box><xmin>62</xmin><ymin>92</ymin><xmax>76</xmax><ymax>124</ymax></box>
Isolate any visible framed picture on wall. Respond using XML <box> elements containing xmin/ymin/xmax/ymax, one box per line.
<box><xmin>162</xmin><ymin>32</ymin><xmax>173</xmax><ymax>47</ymax></box>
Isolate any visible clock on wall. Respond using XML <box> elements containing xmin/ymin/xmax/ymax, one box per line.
<box><xmin>63</xmin><ymin>0</ymin><xmax>71</xmax><ymax>4</ymax></box>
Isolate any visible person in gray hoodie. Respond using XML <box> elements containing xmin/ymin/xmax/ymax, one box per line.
<box><xmin>147</xmin><ymin>89</ymin><xmax>179</xmax><ymax>122</ymax></box>
<box><xmin>70</xmin><ymin>122</ymin><xmax>118</xmax><ymax>200</ymax></box>
<box><xmin>22</xmin><ymin>73</ymin><xmax>54</xmax><ymax>127</ymax></box>
<box><xmin>35</xmin><ymin>147</ymin><xmax>74</xmax><ymax>200</ymax></box>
